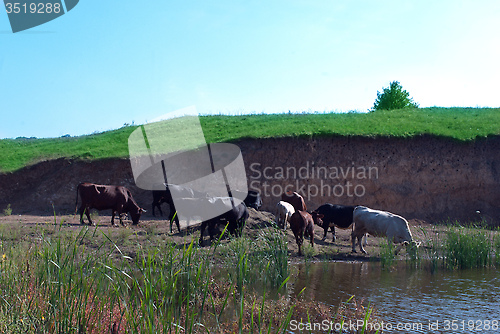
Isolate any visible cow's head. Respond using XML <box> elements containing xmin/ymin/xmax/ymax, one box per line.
<box><xmin>310</xmin><ymin>211</ymin><xmax>324</xmax><ymax>226</ymax></box>
<box><xmin>130</xmin><ymin>208</ymin><xmax>146</xmax><ymax>225</ymax></box>
<box><xmin>394</xmin><ymin>239</ymin><xmax>420</xmax><ymax>255</ymax></box>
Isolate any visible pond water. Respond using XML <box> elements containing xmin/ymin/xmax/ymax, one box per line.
<box><xmin>288</xmin><ymin>261</ymin><xmax>500</xmax><ymax>333</ymax></box>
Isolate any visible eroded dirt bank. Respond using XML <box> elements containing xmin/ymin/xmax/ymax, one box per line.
<box><xmin>0</xmin><ymin>135</ymin><xmax>498</xmax><ymax>225</ymax></box>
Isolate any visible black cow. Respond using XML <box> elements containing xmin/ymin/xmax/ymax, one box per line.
<box><xmin>75</xmin><ymin>182</ymin><xmax>145</xmax><ymax>226</ymax></box>
<box><xmin>244</xmin><ymin>190</ymin><xmax>262</xmax><ymax>210</ymax></box>
<box><xmin>314</xmin><ymin>204</ymin><xmax>356</xmax><ymax>242</ymax></box>
<box><xmin>151</xmin><ymin>184</ymin><xmax>208</xmax><ymax>233</ymax></box>
<box><xmin>200</xmin><ymin>204</ymin><xmax>248</xmax><ymax>246</ymax></box>
<box><xmin>180</xmin><ymin>197</ymin><xmax>248</xmax><ymax>246</ymax></box>
<box><xmin>231</xmin><ymin>190</ymin><xmax>263</xmax><ymax>210</ymax></box>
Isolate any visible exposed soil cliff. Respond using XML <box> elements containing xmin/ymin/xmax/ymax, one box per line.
<box><xmin>0</xmin><ymin>135</ymin><xmax>498</xmax><ymax>225</ymax></box>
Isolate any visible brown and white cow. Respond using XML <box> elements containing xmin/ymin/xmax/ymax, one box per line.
<box><xmin>289</xmin><ymin>210</ymin><xmax>323</xmax><ymax>256</ymax></box>
<box><xmin>75</xmin><ymin>182</ymin><xmax>145</xmax><ymax>226</ymax></box>
<box><xmin>281</xmin><ymin>191</ymin><xmax>307</xmax><ymax>212</ymax></box>
<box><xmin>275</xmin><ymin>201</ymin><xmax>295</xmax><ymax>230</ymax></box>
<box><xmin>351</xmin><ymin>206</ymin><xmax>418</xmax><ymax>254</ymax></box>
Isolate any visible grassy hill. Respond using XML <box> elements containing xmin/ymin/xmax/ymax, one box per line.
<box><xmin>1</xmin><ymin>107</ymin><xmax>499</xmax><ymax>173</ymax></box>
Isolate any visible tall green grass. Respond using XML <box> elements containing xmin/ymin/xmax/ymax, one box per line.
<box><xmin>1</xmin><ymin>107</ymin><xmax>499</xmax><ymax>172</ymax></box>
<box><xmin>0</xmin><ymin>222</ymin><xmax>383</xmax><ymax>333</ymax></box>
<box><xmin>403</xmin><ymin>225</ymin><xmax>500</xmax><ymax>271</ymax></box>
<box><xmin>218</xmin><ymin>225</ymin><xmax>289</xmax><ymax>289</ymax></box>
<box><xmin>444</xmin><ymin>228</ymin><xmax>494</xmax><ymax>269</ymax></box>
<box><xmin>0</xmin><ymin>225</ymin><xmax>262</xmax><ymax>333</ymax></box>
<box><xmin>379</xmin><ymin>242</ymin><xmax>396</xmax><ymax>268</ymax></box>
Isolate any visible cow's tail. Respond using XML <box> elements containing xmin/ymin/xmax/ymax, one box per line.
<box><xmin>75</xmin><ymin>183</ymin><xmax>80</xmax><ymax>214</ymax></box>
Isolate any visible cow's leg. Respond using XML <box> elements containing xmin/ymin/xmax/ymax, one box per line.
<box><xmin>274</xmin><ymin>209</ymin><xmax>281</xmax><ymax>227</ymax></box>
<box><xmin>199</xmin><ymin>221</ymin><xmax>208</xmax><ymax>246</ymax></box>
<box><xmin>331</xmin><ymin>225</ymin><xmax>336</xmax><ymax>242</ymax></box>
<box><xmin>79</xmin><ymin>206</ymin><xmax>85</xmax><ymax>224</ymax></box>
<box><xmin>296</xmin><ymin>236</ymin><xmax>302</xmax><ymax>255</ymax></box>
<box><xmin>358</xmin><ymin>234</ymin><xmax>367</xmax><ymax>254</ymax></box>
<box><xmin>308</xmin><ymin>224</ymin><xmax>314</xmax><ymax>248</ymax></box>
<box><xmin>281</xmin><ymin>215</ymin><xmax>286</xmax><ymax>230</ymax></box>
<box><xmin>85</xmin><ymin>208</ymin><xmax>94</xmax><ymax>226</ymax></box>
<box><xmin>111</xmin><ymin>211</ymin><xmax>117</xmax><ymax>226</ymax></box>
<box><xmin>152</xmin><ymin>202</ymin><xmax>156</xmax><ymax>217</ymax></box>
<box><xmin>168</xmin><ymin>208</ymin><xmax>174</xmax><ymax>233</ymax></box>
<box><xmin>296</xmin><ymin>231</ymin><xmax>304</xmax><ymax>256</ymax></box>
<box><xmin>168</xmin><ymin>204</ymin><xmax>181</xmax><ymax>233</ymax></box>
<box><xmin>298</xmin><ymin>236</ymin><xmax>304</xmax><ymax>256</ymax></box>
<box><xmin>209</xmin><ymin>220</ymin><xmax>221</xmax><ymax>240</ymax></box>
<box><xmin>321</xmin><ymin>224</ymin><xmax>328</xmax><ymax>241</ymax></box>
<box><xmin>351</xmin><ymin>230</ymin><xmax>357</xmax><ymax>253</ymax></box>
<box><xmin>167</xmin><ymin>212</ymin><xmax>181</xmax><ymax>234</ymax></box>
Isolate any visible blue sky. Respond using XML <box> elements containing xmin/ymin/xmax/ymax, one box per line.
<box><xmin>1</xmin><ymin>1</ymin><xmax>499</xmax><ymax>139</ymax></box>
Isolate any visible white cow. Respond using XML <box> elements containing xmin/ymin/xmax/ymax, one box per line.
<box><xmin>352</xmin><ymin>206</ymin><xmax>418</xmax><ymax>254</ymax></box>
<box><xmin>275</xmin><ymin>201</ymin><xmax>295</xmax><ymax>230</ymax></box>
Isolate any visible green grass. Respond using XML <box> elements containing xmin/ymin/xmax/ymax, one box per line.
<box><xmin>403</xmin><ymin>224</ymin><xmax>500</xmax><ymax>271</ymax></box>
<box><xmin>0</xmin><ymin>222</ymin><xmax>382</xmax><ymax>333</ymax></box>
<box><xmin>1</xmin><ymin>107</ymin><xmax>499</xmax><ymax>173</ymax></box>
<box><xmin>444</xmin><ymin>227</ymin><xmax>494</xmax><ymax>269</ymax></box>
<box><xmin>0</xmin><ymin>125</ymin><xmax>135</xmax><ymax>173</ymax></box>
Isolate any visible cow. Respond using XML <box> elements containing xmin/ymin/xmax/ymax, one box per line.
<box><xmin>314</xmin><ymin>204</ymin><xmax>357</xmax><ymax>242</ymax></box>
<box><xmin>199</xmin><ymin>199</ymin><xmax>249</xmax><ymax>246</ymax></box>
<box><xmin>229</xmin><ymin>190</ymin><xmax>263</xmax><ymax>210</ymax></box>
<box><xmin>281</xmin><ymin>191</ymin><xmax>307</xmax><ymax>212</ymax></box>
<box><xmin>274</xmin><ymin>200</ymin><xmax>295</xmax><ymax>230</ymax></box>
<box><xmin>289</xmin><ymin>210</ymin><xmax>323</xmax><ymax>256</ymax></box>
<box><xmin>151</xmin><ymin>190</ymin><xmax>169</xmax><ymax>217</ymax></box>
<box><xmin>170</xmin><ymin>196</ymin><xmax>248</xmax><ymax>246</ymax></box>
<box><xmin>75</xmin><ymin>182</ymin><xmax>145</xmax><ymax>226</ymax></box>
<box><xmin>351</xmin><ymin>206</ymin><xmax>418</xmax><ymax>254</ymax></box>
<box><xmin>244</xmin><ymin>190</ymin><xmax>263</xmax><ymax>210</ymax></box>
<box><xmin>151</xmin><ymin>184</ymin><xmax>208</xmax><ymax>233</ymax></box>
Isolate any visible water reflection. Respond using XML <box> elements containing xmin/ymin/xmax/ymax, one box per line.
<box><xmin>289</xmin><ymin>262</ymin><xmax>500</xmax><ymax>333</ymax></box>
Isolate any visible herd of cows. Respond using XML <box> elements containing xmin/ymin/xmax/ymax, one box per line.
<box><xmin>75</xmin><ymin>182</ymin><xmax>418</xmax><ymax>255</ymax></box>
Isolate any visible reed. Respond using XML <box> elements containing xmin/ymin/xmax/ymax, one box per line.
<box><xmin>0</xmin><ymin>222</ymin><xmax>388</xmax><ymax>333</ymax></box>
<box><xmin>494</xmin><ymin>234</ymin><xmax>500</xmax><ymax>266</ymax></box>
<box><xmin>379</xmin><ymin>242</ymin><xmax>396</xmax><ymax>268</ymax></box>
<box><xmin>254</xmin><ymin>225</ymin><xmax>289</xmax><ymax>287</ymax></box>
<box><xmin>444</xmin><ymin>227</ymin><xmax>493</xmax><ymax>269</ymax></box>
<box><xmin>0</xmin><ymin>223</ymin><xmax>296</xmax><ymax>333</ymax></box>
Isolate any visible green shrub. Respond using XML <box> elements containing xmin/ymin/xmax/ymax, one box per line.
<box><xmin>372</xmin><ymin>80</ymin><xmax>419</xmax><ymax>111</ymax></box>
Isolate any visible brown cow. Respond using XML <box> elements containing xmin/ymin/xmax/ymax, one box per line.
<box><xmin>281</xmin><ymin>191</ymin><xmax>307</xmax><ymax>212</ymax></box>
<box><xmin>75</xmin><ymin>183</ymin><xmax>145</xmax><ymax>226</ymax></box>
<box><xmin>289</xmin><ymin>210</ymin><xmax>323</xmax><ymax>255</ymax></box>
